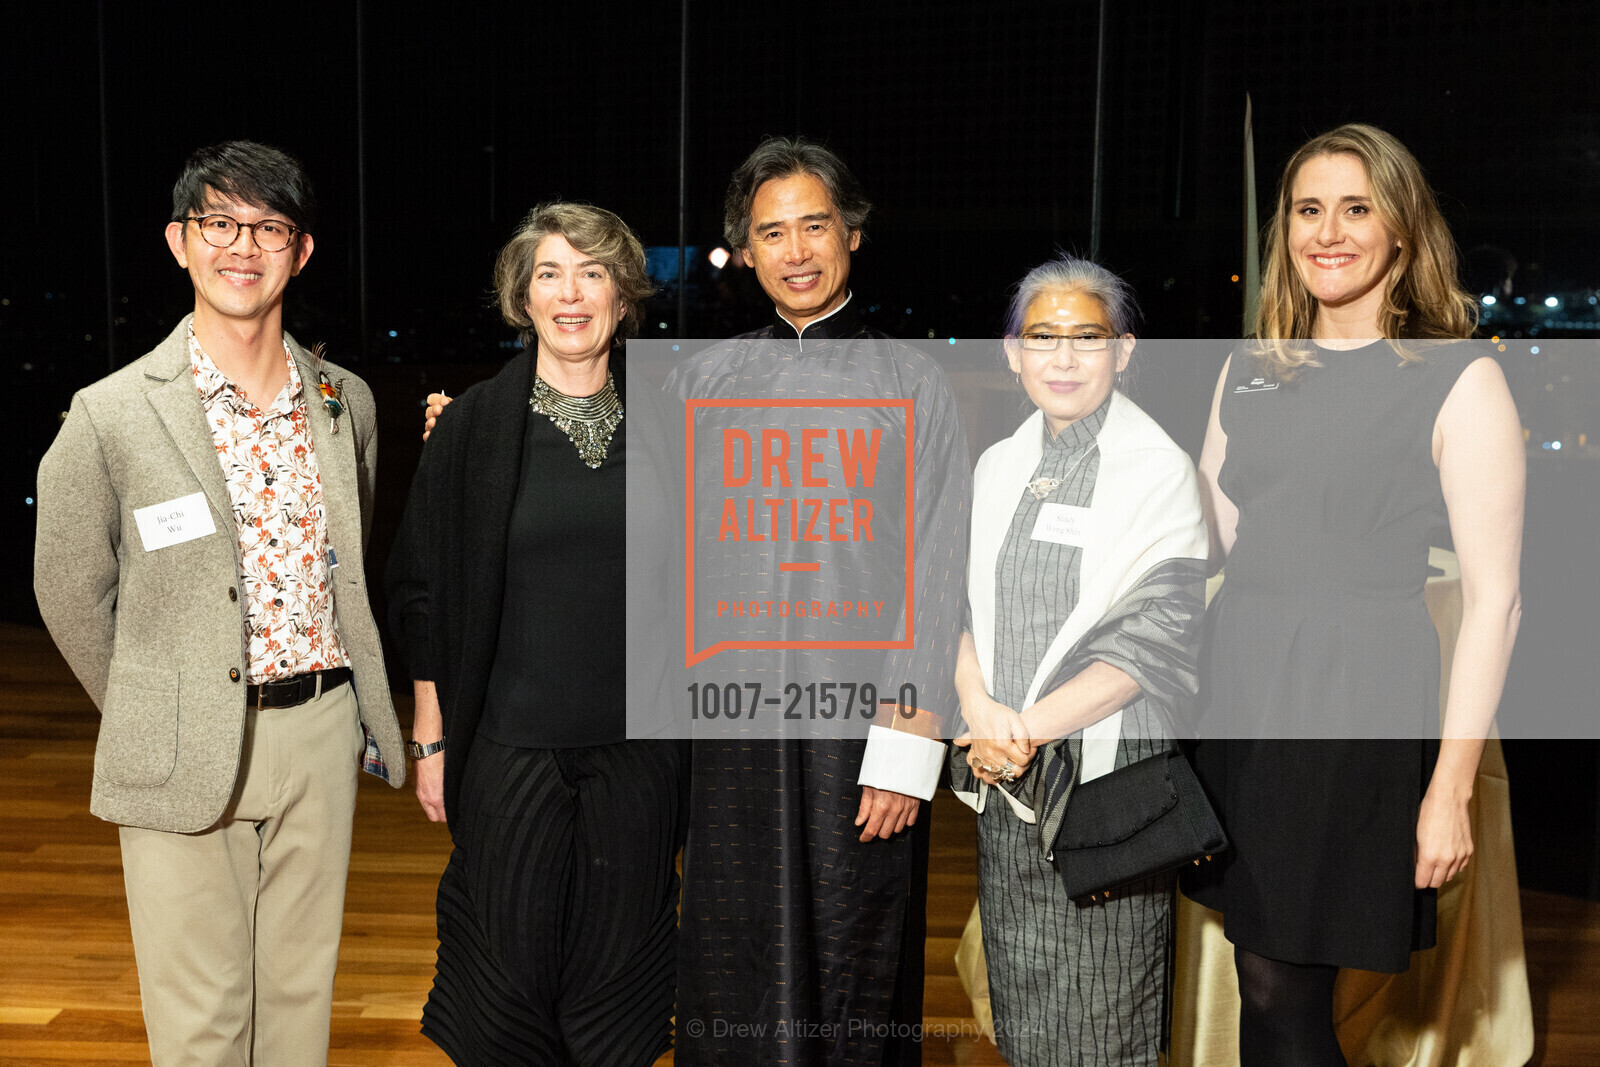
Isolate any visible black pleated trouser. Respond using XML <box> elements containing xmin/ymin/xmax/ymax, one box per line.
<box><xmin>423</xmin><ymin>737</ymin><xmax>690</xmax><ymax>1067</ymax></box>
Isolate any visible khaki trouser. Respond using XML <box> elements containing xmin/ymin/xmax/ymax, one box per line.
<box><xmin>119</xmin><ymin>680</ymin><xmax>363</xmax><ymax>1066</ymax></box>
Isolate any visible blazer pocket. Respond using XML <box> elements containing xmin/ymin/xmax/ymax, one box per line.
<box><xmin>94</xmin><ymin>661</ymin><xmax>179</xmax><ymax>788</ymax></box>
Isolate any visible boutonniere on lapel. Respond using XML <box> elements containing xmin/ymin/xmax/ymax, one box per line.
<box><xmin>310</xmin><ymin>342</ymin><xmax>347</xmax><ymax>435</ymax></box>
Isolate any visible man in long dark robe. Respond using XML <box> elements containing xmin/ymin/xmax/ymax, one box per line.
<box><xmin>666</xmin><ymin>137</ymin><xmax>971</xmax><ymax>1067</ymax></box>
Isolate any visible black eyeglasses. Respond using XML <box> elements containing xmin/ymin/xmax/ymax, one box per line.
<box><xmin>1019</xmin><ymin>333</ymin><xmax>1113</xmax><ymax>352</ymax></box>
<box><xmin>183</xmin><ymin>214</ymin><xmax>302</xmax><ymax>253</ymax></box>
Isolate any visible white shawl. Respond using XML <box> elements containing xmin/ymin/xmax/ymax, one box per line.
<box><xmin>958</xmin><ymin>391</ymin><xmax>1208</xmax><ymax>819</ymax></box>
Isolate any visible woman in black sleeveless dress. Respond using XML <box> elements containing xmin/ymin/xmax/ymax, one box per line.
<box><xmin>1185</xmin><ymin>125</ymin><xmax>1524</xmax><ymax>1065</ymax></box>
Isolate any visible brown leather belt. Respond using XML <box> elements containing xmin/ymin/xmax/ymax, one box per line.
<box><xmin>247</xmin><ymin>667</ymin><xmax>352</xmax><ymax>710</ymax></box>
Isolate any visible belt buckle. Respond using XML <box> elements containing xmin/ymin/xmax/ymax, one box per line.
<box><xmin>254</xmin><ymin>668</ymin><xmax>337</xmax><ymax>710</ymax></box>
<box><xmin>253</xmin><ymin>671</ymin><xmax>305</xmax><ymax>711</ymax></box>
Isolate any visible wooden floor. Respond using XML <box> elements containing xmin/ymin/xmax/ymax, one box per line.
<box><xmin>1</xmin><ymin>620</ymin><xmax>1594</xmax><ymax>1066</ymax></box>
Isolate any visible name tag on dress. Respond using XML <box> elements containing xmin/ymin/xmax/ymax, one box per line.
<box><xmin>1031</xmin><ymin>503</ymin><xmax>1094</xmax><ymax>547</ymax></box>
<box><xmin>1233</xmin><ymin>376</ymin><xmax>1280</xmax><ymax>393</ymax></box>
<box><xmin>134</xmin><ymin>491</ymin><xmax>217</xmax><ymax>551</ymax></box>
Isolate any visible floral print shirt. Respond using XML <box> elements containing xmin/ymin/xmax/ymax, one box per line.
<box><xmin>190</xmin><ymin>325</ymin><xmax>348</xmax><ymax>684</ymax></box>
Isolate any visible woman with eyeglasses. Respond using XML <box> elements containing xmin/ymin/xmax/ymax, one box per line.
<box><xmin>949</xmin><ymin>256</ymin><xmax>1209</xmax><ymax>1066</ymax></box>
<box><xmin>1184</xmin><ymin>124</ymin><xmax>1524</xmax><ymax>1066</ymax></box>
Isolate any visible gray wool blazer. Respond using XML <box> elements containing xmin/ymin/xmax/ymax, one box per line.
<box><xmin>34</xmin><ymin>316</ymin><xmax>405</xmax><ymax>833</ymax></box>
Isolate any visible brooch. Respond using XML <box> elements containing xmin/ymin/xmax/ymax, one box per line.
<box><xmin>311</xmin><ymin>342</ymin><xmax>346</xmax><ymax>434</ymax></box>
<box><xmin>1027</xmin><ymin>477</ymin><xmax>1061</xmax><ymax>501</ymax></box>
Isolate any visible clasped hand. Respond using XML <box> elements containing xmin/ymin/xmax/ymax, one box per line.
<box><xmin>952</xmin><ymin>695</ymin><xmax>1035</xmax><ymax>786</ymax></box>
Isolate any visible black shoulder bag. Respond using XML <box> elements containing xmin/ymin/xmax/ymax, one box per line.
<box><xmin>1052</xmin><ymin>745</ymin><xmax>1228</xmax><ymax>905</ymax></box>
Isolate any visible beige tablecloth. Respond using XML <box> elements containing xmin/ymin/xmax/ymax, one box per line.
<box><xmin>956</xmin><ymin>550</ymin><xmax>1535</xmax><ymax>1066</ymax></box>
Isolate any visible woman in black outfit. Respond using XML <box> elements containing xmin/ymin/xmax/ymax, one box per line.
<box><xmin>1186</xmin><ymin>125</ymin><xmax>1524</xmax><ymax>1065</ymax></box>
<box><xmin>388</xmin><ymin>202</ymin><xmax>688</xmax><ymax>1067</ymax></box>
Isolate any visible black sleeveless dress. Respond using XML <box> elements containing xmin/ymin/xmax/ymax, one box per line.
<box><xmin>1185</xmin><ymin>340</ymin><xmax>1483</xmax><ymax>973</ymax></box>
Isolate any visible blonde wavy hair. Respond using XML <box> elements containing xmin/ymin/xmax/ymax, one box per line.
<box><xmin>1254</xmin><ymin>124</ymin><xmax>1476</xmax><ymax>378</ymax></box>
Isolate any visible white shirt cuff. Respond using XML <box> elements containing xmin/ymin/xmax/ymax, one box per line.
<box><xmin>857</xmin><ymin>725</ymin><xmax>946</xmax><ymax>801</ymax></box>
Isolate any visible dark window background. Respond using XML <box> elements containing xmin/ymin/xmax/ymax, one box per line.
<box><xmin>6</xmin><ymin>0</ymin><xmax>1598</xmax><ymax>895</ymax></box>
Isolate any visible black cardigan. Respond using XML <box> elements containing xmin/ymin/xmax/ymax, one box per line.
<box><xmin>385</xmin><ymin>349</ymin><xmax>684</xmax><ymax>826</ymax></box>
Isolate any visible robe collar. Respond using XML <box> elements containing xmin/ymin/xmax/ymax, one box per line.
<box><xmin>769</xmin><ymin>291</ymin><xmax>861</xmax><ymax>349</ymax></box>
<box><xmin>1041</xmin><ymin>394</ymin><xmax>1110</xmax><ymax>456</ymax></box>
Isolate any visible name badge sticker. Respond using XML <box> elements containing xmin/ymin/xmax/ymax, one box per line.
<box><xmin>1030</xmin><ymin>503</ymin><xmax>1095</xmax><ymax>547</ymax></box>
<box><xmin>1233</xmin><ymin>376</ymin><xmax>1280</xmax><ymax>394</ymax></box>
<box><xmin>134</xmin><ymin>491</ymin><xmax>218</xmax><ymax>552</ymax></box>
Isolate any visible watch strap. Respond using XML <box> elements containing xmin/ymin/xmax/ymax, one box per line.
<box><xmin>407</xmin><ymin>737</ymin><xmax>447</xmax><ymax>760</ymax></box>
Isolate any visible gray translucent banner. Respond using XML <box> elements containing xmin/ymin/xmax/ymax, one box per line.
<box><xmin>624</xmin><ymin>336</ymin><xmax>1599</xmax><ymax>741</ymax></box>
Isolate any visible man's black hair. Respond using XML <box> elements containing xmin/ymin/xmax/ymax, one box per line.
<box><xmin>170</xmin><ymin>140</ymin><xmax>317</xmax><ymax>234</ymax></box>
<box><xmin>723</xmin><ymin>136</ymin><xmax>871</xmax><ymax>251</ymax></box>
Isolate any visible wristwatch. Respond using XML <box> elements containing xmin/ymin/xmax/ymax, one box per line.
<box><xmin>407</xmin><ymin>737</ymin><xmax>446</xmax><ymax>760</ymax></box>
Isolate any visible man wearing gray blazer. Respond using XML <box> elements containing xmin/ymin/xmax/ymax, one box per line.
<box><xmin>34</xmin><ymin>141</ymin><xmax>404</xmax><ymax>1066</ymax></box>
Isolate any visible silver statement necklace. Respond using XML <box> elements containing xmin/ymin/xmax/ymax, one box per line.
<box><xmin>530</xmin><ymin>371</ymin><xmax>622</xmax><ymax>469</ymax></box>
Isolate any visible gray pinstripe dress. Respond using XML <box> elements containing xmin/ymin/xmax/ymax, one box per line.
<box><xmin>973</xmin><ymin>400</ymin><xmax>1176</xmax><ymax>1067</ymax></box>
